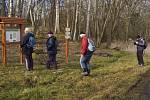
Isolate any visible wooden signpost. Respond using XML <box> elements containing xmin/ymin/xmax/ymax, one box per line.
<box><xmin>0</xmin><ymin>17</ymin><xmax>25</xmax><ymax>65</ymax></box>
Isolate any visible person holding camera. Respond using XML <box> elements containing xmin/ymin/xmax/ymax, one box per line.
<box><xmin>134</xmin><ymin>34</ymin><xmax>147</xmax><ymax>67</ymax></box>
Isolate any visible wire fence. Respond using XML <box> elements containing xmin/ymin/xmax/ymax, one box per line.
<box><xmin>0</xmin><ymin>38</ymin><xmax>81</xmax><ymax>67</ymax></box>
<box><xmin>34</xmin><ymin>39</ymin><xmax>81</xmax><ymax>66</ymax></box>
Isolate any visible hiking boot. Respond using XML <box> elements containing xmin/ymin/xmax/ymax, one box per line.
<box><xmin>140</xmin><ymin>64</ymin><xmax>144</xmax><ymax>67</ymax></box>
<box><xmin>87</xmin><ymin>69</ymin><xmax>90</xmax><ymax>75</ymax></box>
<box><xmin>30</xmin><ymin>67</ymin><xmax>33</xmax><ymax>70</ymax></box>
<box><xmin>82</xmin><ymin>72</ymin><xmax>89</xmax><ymax>76</ymax></box>
<box><xmin>138</xmin><ymin>64</ymin><xmax>144</xmax><ymax>67</ymax></box>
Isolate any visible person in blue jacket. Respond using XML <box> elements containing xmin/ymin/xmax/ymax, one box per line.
<box><xmin>21</xmin><ymin>27</ymin><xmax>36</xmax><ymax>71</ymax></box>
<box><xmin>46</xmin><ymin>31</ymin><xmax>58</xmax><ymax>69</ymax></box>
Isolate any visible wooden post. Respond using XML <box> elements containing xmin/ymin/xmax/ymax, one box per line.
<box><xmin>65</xmin><ymin>39</ymin><xmax>69</xmax><ymax>64</ymax></box>
<box><xmin>20</xmin><ymin>24</ymin><xmax>24</xmax><ymax>64</ymax></box>
<box><xmin>0</xmin><ymin>24</ymin><xmax>2</xmax><ymax>63</ymax></box>
<box><xmin>71</xmin><ymin>43</ymin><xmax>74</xmax><ymax>62</ymax></box>
<box><xmin>1</xmin><ymin>23</ymin><xmax>7</xmax><ymax>65</ymax></box>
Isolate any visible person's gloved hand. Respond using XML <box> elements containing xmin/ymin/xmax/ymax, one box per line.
<box><xmin>134</xmin><ymin>42</ymin><xmax>138</xmax><ymax>45</ymax></box>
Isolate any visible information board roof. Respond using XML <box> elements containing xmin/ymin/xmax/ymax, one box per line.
<box><xmin>0</xmin><ymin>17</ymin><xmax>25</xmax><ymax>24</ymax></box>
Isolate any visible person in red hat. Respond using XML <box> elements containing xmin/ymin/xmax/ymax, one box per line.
<box><xmin>46</xmin><ymin>31</ymin><xmax>58</xmax><ymax>69</ymax></box>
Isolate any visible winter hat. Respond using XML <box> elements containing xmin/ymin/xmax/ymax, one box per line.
<box><xmin>47</xmin><ymin>31</ymin><xmax>53</xmax><ymax>34</ymax></box>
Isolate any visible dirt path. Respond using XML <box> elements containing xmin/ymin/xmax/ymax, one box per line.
<box><xmin>140</xmin><ymin>70</ymin><xmax>150</xmax><ymax>100</ymax></box>
<box><xmin>126</xmin><ymin>69</ymin><xmax>150</xmax><ymax>100</ymax></box>
<box><xmin>140</xmin><ymin>83</ymin><xmax>150</xmax><ymax>100</ymax></box>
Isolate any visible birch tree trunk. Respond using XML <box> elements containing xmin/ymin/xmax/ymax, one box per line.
<box><xmin>30</xmin><ymin>8</ymin><xmax>35</xmax><ymax>29</ymax></box>
<box><xmin>15</xmin><ymin>0</ymin><xmax>21</xmax><ymax>17</ymax></box>
<box><xmin>73</xmin><ymin>0</ymin><xmax>79</xmax><ymax>41</ymax></box>
<box><xmin>8</xmin><ymin>0</ymin><xmax>13</xmax><ymax>17</ymax></box>
<box><xmin>55</xmin><ymin>0</ymin><xmax>60</xmax><ymax>34</ymax></box>
<box><xmin>93</xmin><ymin>0</ymin><xmax>98</xmax><ymax>42</ymax></box>
<box><xmin>66</xmin><ymin>0</ymin><xmax>69</xmax><ymax>28</ymax></box>
<box><xmin>24</xmin><ymin>0</ymin><xmax>29</xmax><ymax>18</ymax></box>
<box><xmin>99</xmin><ymin>7</ymin><xmax>111</xmax><ymax>45</ymax></box>
<box><xmin>86</xmin><ymin>0</ymin><xmax>91</xmax><ymax>36</ymax></box>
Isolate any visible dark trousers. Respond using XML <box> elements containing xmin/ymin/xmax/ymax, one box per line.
<box><xmin>137</xmin><ymin>50</ymin><xmax>144</xmax><ymax>65</ymax></box>
<box><xmin>24</xmin><ymin>53</ymin><xmax>33</xmax><ymax>71</ymax></box>
<box><xmin>46</xmin><ymin>54</ymin><xmax>57</xmax><ymax>69</ymax></box>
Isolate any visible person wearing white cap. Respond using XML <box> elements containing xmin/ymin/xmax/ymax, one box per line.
<box><xmin>21</xmin><ymin>27</ymin><xmax>36</xmax><ymax>71</ymax></box>
<box><xmin>134</xmin><ymin>34</ymin><xmax>147</xmax><ymax>66</ymax></box>
<box><xmin>79</xmin><ymin>32</ymin><xmax>93</xmax><ymax>76</ymax></box>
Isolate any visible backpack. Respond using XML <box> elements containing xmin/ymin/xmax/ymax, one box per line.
<box><xmin>88</xmin><ymin>38</ymin><xmax>96</xmax><ymax>52</ymax></box>
<box><xmin>27</xmin><ymin>36</ymin><xmax>36</xmax><ymax>48</ymax></box>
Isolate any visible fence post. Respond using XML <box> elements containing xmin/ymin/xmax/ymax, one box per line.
<box><xmin>20</xmin><ymin>24</ymin><xmax>24</xmax><ymax>64</ymax></box>
<box><xmin>1</xmin><ymin>23</ymin><xmax>7</xmax><ymax>65</ymax></box>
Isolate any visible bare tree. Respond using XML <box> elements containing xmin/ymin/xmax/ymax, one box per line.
<box><xmin>73</xmin><ymin>0</ymin><xmax>80</xmax><ymax>40</ymax></box>
<box><xmin>0</xmin><ymin>0</ymin><xmax>5</xmax><ymax>16</ymax></box>
<box><xmin>66</xmin><ymin>0</ymin><xmax>69</xmax><ymax>28</ymax></box>
<box><xmin>2</xmin><ymin>0</ymin><xmax>150</xmax><ymax>46</ymax></box>
<box><xmin>55</xmin><ymin>0</ymin><xmax>60</xmax><ymax>33</ymax></box>
<box><xmin>86</xmin><ymin>0</ymin><xmax>91</xmax><ymax>36</ymax></box>
<box><xmin>8</xmin><ymin>0</ymin><xmax>14</xmax><ymax>17</ymax></box>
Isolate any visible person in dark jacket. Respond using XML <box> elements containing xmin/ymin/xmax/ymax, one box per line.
<box><xmin>21</xmin><ymin>27</ymin><xmax>36</xmax><ymax>71</ymax></box>
<box><xmin>134</xmin><ymin>34</ymin><xmax>146</xmax><ymax>66</ymax></box>
<box><xmin>80</xmin><ymin>32</ymin><xmax>93</xmax><ymax>76</ymax></box>
<box><xmin>46</xmin><ymin>31</ymin><xmax>58</xmax><ymax>69</ymax></box>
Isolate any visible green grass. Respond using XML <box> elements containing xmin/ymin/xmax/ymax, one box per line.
<box><xmin>0</xmin><ymin>50</ymin><xmax>150</xmax><ymax>100</ymax></box>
